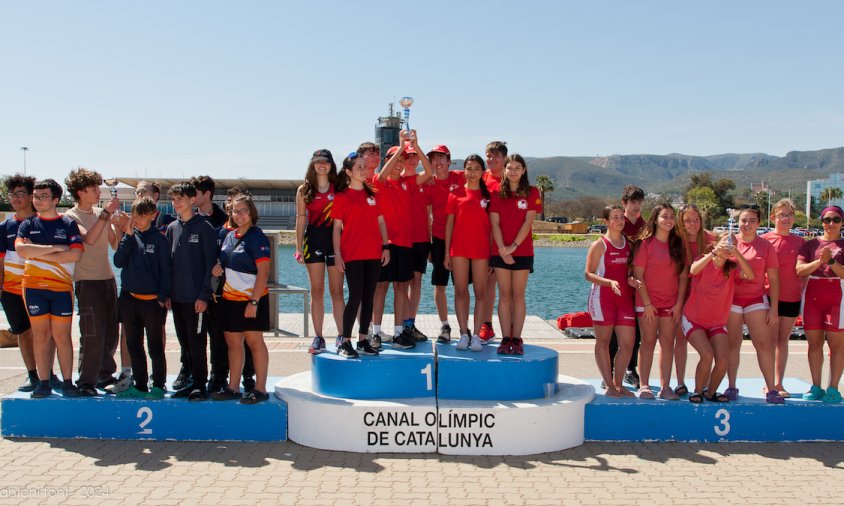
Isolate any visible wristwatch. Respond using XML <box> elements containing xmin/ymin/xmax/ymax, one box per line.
<box><xmin>829</xmin><ymin>258</ymin><xmax>837</xmax><ymax>266</ymax></box>
<box><xmin>248</xmin><ymin>299</ymin><xmax>258</xmax><ymax>306</ymax></box>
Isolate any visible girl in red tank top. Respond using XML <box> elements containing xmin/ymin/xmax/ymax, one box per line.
<box><xmin>586</xmin><ymin>206</ymin><xmax>637</xmax><ymax>397</ymax></box>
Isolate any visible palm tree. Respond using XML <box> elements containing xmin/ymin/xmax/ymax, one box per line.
<box><xmin>534</xmin><ymin>175</ymin><xmax>555</xmax><ymax>221</ymax></box>
<box><xmin>820</xmin><ymin>187</ymin><xmax>843</xmax><ymax>206</ymax></box>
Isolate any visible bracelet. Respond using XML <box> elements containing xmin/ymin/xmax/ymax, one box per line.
<box><xmin>511</xmin><ymin>242</ymin><xmax>519</xmax><ymax>248</ymax></box>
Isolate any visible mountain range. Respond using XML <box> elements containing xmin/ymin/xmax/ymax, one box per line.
<box><xmin>509</xmin><ymin>146</ymin><xmax>844</xmax><ymax>200</ymax></box>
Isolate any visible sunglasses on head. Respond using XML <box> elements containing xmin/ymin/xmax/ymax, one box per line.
<box><xmin>822</xmin><ymin>216</ymin><xmax>843</xmax><ymax>224</ymax></box>
<box><xmin>739</xmin><ymin>204</ymin><xmax>760</xmax><ymax>210</ymax></box>
<box><xmin>347</xmin><ymin>152</ymin><xmax>360</xmax><ymax>160</ymax></box>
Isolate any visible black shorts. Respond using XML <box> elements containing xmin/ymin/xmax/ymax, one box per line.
<box><xmin>430</xmin><ymin>237</ymin><xmax>451</xmax><ymax>286</ymax></box>
<box><xmin>490</xmin><ymin>255</ymin><xmax>534</xmax><ymax>272</ymax></box>
<box><xmin>1</xmin><ymin>290</ymin><xmax>31</xmax><ymax>334</ymax></box>
<box><xmin>303</xmin><ymin>225</ymin><xmax>335</xmax><ymax>266</ymax></box>
<box><xmin>412</xmin><ymin>242</ymin><xmax>431</xmax><ymax>275</ymax></box>
<box><xmin>222</xmin><ymin>295</ymin><xmax>270</xmax><ymax>332</ymax></box>
<box><xmin>379</xmin><ymin>244</ymin><xmax>413</xmax><ymax>283</ymax></box>
<box><xmin>779</xmin><ymin>300</ymin><xmax>801</xmax><ymax>319</ymax></box>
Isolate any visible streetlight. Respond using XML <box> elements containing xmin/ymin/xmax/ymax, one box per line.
<box><xmin>20</xmin><ymin>147</ymin><xmax>29</xmax><ymax>175</ymax></box>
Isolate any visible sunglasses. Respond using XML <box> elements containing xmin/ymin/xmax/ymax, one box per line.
<box><xmin>347</xmin><ymin>152</ymin><xmax>360</xmax><ymax>160</ymax></box>
<box><xmin>822</xmin><ymin>216</ymin><xmax>843</xmax><ymax>224</ymax></box>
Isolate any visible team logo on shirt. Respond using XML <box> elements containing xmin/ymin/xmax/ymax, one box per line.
<box><xmin>517</xmin><ymin>199</ymin><xmax>527</xmax><ymax>210</ymax></box>
<box><xmin>28</xmin><ymin>304</ymin><xmax>39</xmax><ymax>313</ymax></box>
<box><xmin>450</xmin><ymin>184</ymin><xmax>459</xmax><ymax>192</ymax></box>
<box><xmin>145</xmin><ymin>244</ymin><xmax>155</xmax><ymax>254</ymax></box>
<box><xmin>367</xmin><ymin>197</ymin><xmax>376</xmax><ymax>206</ymax></box>
<box><xmin>480</xmin><ymin>199</ymin><xmax>489</xmax><ymax>209</ymax></box>
<box><xmin>55</xmin><ymin>229</ymin><xmax>67</xmax><ymax>240</ymax></box>
<box><xmin>189</xmin><ymin>234</ymin><xmax>199</xmax><ymax>243</ymax></box>
<box><xmin>234</xmin><ymin>243</ymin><xmax>246</xmax><ymax>253</ymax></box>
<box><xmin>327</xmin><ymin>193</ymin><xmax>334</xmax><ymax>201</ymax></box>
<box><xmin>401</xmin><ymin>183</ymin><xmax>407</xmax><ymax>191</ymax></box>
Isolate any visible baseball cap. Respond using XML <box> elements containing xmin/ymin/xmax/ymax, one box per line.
<box><xmin>427</xmin><ymin>145</ymin><xmax>451</xmax><ymax>157</ymax></box>
<box><xmin>311</xmin><ymin>149</ymin><xmax>334</xmax><ymax>163</ymax></box>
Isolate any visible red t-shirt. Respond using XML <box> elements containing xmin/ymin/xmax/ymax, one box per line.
<box><xmin>332</xmin><ymin>188</ymin><xmax>383</xmax><ymax>262</ymax></box>
<box><xmin>305</xmin><ymin>184</ymin><xmax>335</xmax><ymax>228</ymax></box>
<box><xmin>623</xmin><ymin>216</ymin><xmax>645</xmax><ymax>241</ymax></box>
<box><xmin>424</xmin><ymin>172</ymin><xmax>465</xmax><ymax>240</ymax></box>
<box><xmin>733</xmin><ymin>235</ymin><xmax>778</xmax><ymax>300</ymax></box>
<box><xmin>762</xmin><ymin>232</ymin><xmax>805</xmax><ymax>302</ymax></box>
<box><xmin>446</xmin><ymin>187</ymin><xmax>491</xmax><ymax>259</ymax></box>
<box><xmin>632</xmin><ymin>236</ymin><xmax>680</xmax><ymax>309</ymax></box>
<box><xmin>798</xmin><ymin>238</ymin><xmax>844</xmax><ymax>279</ymax></box>
<box><xmin>408</xmin><ymin>177</ymin><xmax>430</xmax><ymax>244</ymax></box>
<box><xmin>684</xmin><ymin>260</ymin><xmax>742</xmax><ymax>328</ymax></box>
<box><xmin>482</xmin><ymin>170</ymin><xmax>503</xmax><ymax>194</ymax></box>
<box><xmin>683</xmin><ymin>231</ymin><xmax>717</xmax><ymax>300</ymax></box>
<box><xmin>371</xmin><ymin>175</ymin><xmax>415</xmax><ymax>248</ymax></box>
<box><xmin>489</xmin><ymin>186</ymin><xmax>542</xmax><ymax>257</ymax></box>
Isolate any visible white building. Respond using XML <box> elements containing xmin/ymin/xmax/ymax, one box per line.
<box><xmin>807</xmin><ymin>173</ymin><xmax>844</xmax><ymax>217</ymax></box>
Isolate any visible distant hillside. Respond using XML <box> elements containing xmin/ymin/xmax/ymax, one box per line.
<box><xmin>516</xmin><ymin>147</ymin><xmax>844</xmax><ymax>199</ymax></box>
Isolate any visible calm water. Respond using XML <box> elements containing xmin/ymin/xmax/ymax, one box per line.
<box><xmin>275</xmin><ymin>246</ymin><xmax>590</xmax><ymax>320</ymax></box>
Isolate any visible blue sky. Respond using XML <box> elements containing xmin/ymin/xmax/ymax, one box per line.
<box><xmin>2</xmin><ymin>1</ymin><xmax>843</xmax><ymax>185</ymax></box>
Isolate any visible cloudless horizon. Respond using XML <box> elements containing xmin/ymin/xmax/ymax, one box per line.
<box><xmin>2</xmin><ymin>1</ymin><xmax>843</xmax><ymax>186</ymax></box>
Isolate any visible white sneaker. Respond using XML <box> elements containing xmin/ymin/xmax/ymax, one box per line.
<box><xmin>105</xmin><ymin>373</ymin><xmax>133</xmax><ymax>394</ymax></box>
<box><xmin>470</xmin><ymin>335</ymin><xmax>483</xmax><ymax>352</ymax></box>
<box><xmin>378</xmin><ymin>331</ymin><xmax>393</xmax><ymax>343</ymax></box>
<box><xmin>456</xmin><ymin>333</ymin><xmax>470</xmax><ymax>351</ymax></box>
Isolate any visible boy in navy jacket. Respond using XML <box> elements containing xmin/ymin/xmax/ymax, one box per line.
<box><xmin>113</xmin><ymin>197</ymin><xmax>171</xmax><ymax>399</ymax></box>
<box><xmin>165</xmin><ymin>182</ymin><xmax>217</xmax><ymax>401</ymax></box>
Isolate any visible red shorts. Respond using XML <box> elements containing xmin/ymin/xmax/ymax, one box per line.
<box><xmin>731</xmin><ymin>295</ymin><xmax>769</xmax><ymax>315</ymax></box>
<box><xmin>588</xmin><ymin>286</ymin><xmax>635</xmax><ymax>327</ymax></box>
<box><xmin>681</xmin><ymin>315</ymin><xmax>727</xmax><ymax>340</ymax></box>
<box><xmin>635</xmin><ymin>306</ymin><xmax>674</xmax><ymax>318</ymax></box>
<box><xmin>802</xmin><ymin>278</ymin><xmax>844</xmax><ymax>332</ymax></box>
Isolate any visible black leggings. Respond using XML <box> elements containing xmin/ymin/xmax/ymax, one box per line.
<box><xmin>119</xmin><ymin>294</ymin><xmax>166</xmax><ymax>390</ymax></box>
<box><xmin>342</xmin><ymin>259</ymin><xmax>381</xmax><ymax>338</ymax></box>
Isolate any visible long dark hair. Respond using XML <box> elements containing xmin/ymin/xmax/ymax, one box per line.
<box><xmin>500</xmin><ymin>154</ymin><xmax>530</xmax><ymax>199</ymax></box>
<box><xmin>636</xmin><ymin>203</ymin><xmax>685</xmax><ymax>274</ymax></box>
<box><xmin>464</xmin><ymin>154</ymin><xmax>490</xmax><ymax>203</ymax></box>
<box><xmin>300</xmin><ymin>157</ymin><xmax>338</xmax><ymax>204</ymax></box>
<box><xmin>335</xmin><ymin>154</ymin><xmax>374</xmax><ymax>198</ymax></box>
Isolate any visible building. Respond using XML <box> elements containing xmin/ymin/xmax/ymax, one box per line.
<box><xmin>806</xmin><ymin>172</ymin><xmax>844</xmax><ymax>217</ymax></box>
<box><xmin>107</xmin><ymin>177</ymin><xmax>303</xmax><ymax>230</ymax></box>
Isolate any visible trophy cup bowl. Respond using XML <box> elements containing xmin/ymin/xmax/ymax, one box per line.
<box><xmin>103</xmin><ymin>178</ymin><xmax>121</xmax><ymax>216</ymax></box>
<box><xmin>399</xmin><ymin>96</ymin><xmax>414</xmax><ymax>139</ymax></box>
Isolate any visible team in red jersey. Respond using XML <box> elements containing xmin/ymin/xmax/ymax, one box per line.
<box><xmin>477</xmin><ymin>141</ymin><xmax>509</xmax><ymax>342</ymax></box>
<box><xmin>490</xmin><ymin>154</ymin><xmax>541</xmax><ymax>355</ymax></box>
<box><xmin>296</xmin><ymin>149</ymin><xmax>345</xmax><ymax>355</ymax></box>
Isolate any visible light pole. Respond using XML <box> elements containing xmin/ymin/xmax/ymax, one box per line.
<box><xmin>20</xmin><ymin>147</ymin><xmax>29</xmax><ymax>175</ymax></box>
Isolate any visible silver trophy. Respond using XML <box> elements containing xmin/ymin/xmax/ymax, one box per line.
<box><xmin>103</xmin><ymin>178</ymin><xmax>121</xmax><ymax>216</ymax></box>
<box><xmin>726</xmin><ymin>208</ymin><xmax>740</xmax><ymax>246</ymax></box>
<box><xmin>399</xmin><ymin>96</ymin><xmax>414</xmax><ymax>138</ymax></box>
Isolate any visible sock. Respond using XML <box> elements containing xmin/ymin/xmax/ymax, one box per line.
<box><xmin>122</xmin><ymin>367</ymin><xmax>132</xmax><ymax>377</ymax></box>
<box><xmin>404</xmin><ymin>319</ymin><xmax>413</xmax><ymax>329</ymax></box>
<box><xmin>63</xmin><ymin>379</ymin><xmax>73</xmax><ymax>388</ymax></box>
<box><xmin>394</xmin><ymin>325</ymin><xmax>404</xmax><ymax>336</ymax></box>
<box><xmin>373</xmin><ymin>324</ymin><xmax>381</xmax><ymax>334</ymax></box>
<box><xmin>441</xmin><ymin>321</ymin><xmax>449</xmax><ymax>327</ymax></box>
<box><xmin>485</xmin><ymin>321</ymin><xmax>493</xmax><ymax>326</ymax></box>
<box><xmin>39</xmin><ymin>380</ymin><xmax>49</xmax><ymax>388</ymax></box>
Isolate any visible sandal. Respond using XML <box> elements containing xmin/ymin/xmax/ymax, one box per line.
<box><xmin>689</xmin><ymin>392</ymin><xmax>704</xmax><ymax>404</ymax></box>
<box><xmin>822</xmin><ymin>386</ymin><xmax>842</xmax><ymax>404</ymax></box>
<box><xmin>674</xmin><ymin>384</ymin><xmax>689</xmax><ymax>396</ymax></box>
<box><xmin>765</xmin><ymin>390</ymin><xmax>785</xmax><ymax>404</ymax></box>
<box><xmin>724</xmin><ymin>387</ymin><xmax>739</xmax><ymax>401</ymax></box>
<box><xmin>803</xmin><ymin>385</ymin><xmax>825</xmax><ymax>401</ymax></box>
<box><xmin>658</xmin><ymin>388</ymin><xmax>680</xmax><ymax>401</ymax></box>
<box><xmin>706</xmin><ymin>392</ymin><xmax>729</xmax><ymax>403</ymax></box>
<box><xmin>637</xmin><ymin>386</ymin><xmax>655</xmax><ymax>400</ymax></box>
<box><xmin>241</xmin><ymin>390</ymin><xmax>270</xmax><ymax>405</ymax></box>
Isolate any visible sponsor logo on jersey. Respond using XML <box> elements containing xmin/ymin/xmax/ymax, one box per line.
<box><xmin>28</xmin><ymin>304</ymin><xmax>40</xmax><ymax>313</ymax></box>
<box><xmin>189</xmin><ymin>234</ymin><xmax>199</xmax><ymax>243</ymax></box>
<box><xmin>145</xmin><ymin>244</ymin><xmax>156</xmax><ymax>254</ymax></box>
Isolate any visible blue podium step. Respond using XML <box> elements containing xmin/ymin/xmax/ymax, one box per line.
<box><xmin>311</xmin><ymin>343</ymin><xmax>436</xmax><ymax>399</ymax></box>
<box><xmin>1</xmin><ymin>377</ymin><xmax>287</xmax><ymax>442</ymax></box>
<box><xmin>436</xmin><ymin>342</ymin><xmax>558</xmax><ymax>400</ymax></box>
<box><xmin>585</xmin><ymin>378</ymin><xmax>844</xmax><ymax>442</ymax></box>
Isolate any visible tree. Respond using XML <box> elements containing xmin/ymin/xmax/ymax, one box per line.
<box><xmin>820</xmin><ymin>187</ymin><xmax>843</xmax><ymax>206</ymax></box>
<box><xmin>534</xmin><ymin>175</ymin><xmax>555</xmax><ymax>221</ymax></box>
<box><xmin>686</xmin><ymin>186</ymin><xmax>719</xmax><ymax>227</ymax></box>
<box><xmin>685</xmin><ymin>172</ymin><xmax>735</xmax><ymax>217</ymax></box>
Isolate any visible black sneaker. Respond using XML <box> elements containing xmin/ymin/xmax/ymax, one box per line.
<box><xmin>211</xmin><ymin>388</ymin><xmax>242</xmax><ymax>401</ymax></box>
<box><xmin>62</xmin><ymin>384</ymin><xmax>82</xmax><ymax>398</ymax></box>
<box><xmin>30</xmin><ymin>382</ymin><xmax>52</xmax><ymax>399</ymax></box>
<box><xmin>171</xmin><ymin>384</ymin><xmax>195</xmax><ymax>398</ymax></box>
<box><xmin>367</xmin><ymin>330</ymin><xmax>382</xmax><ymax>350</ymax></box>
<box><xmin>207</xmin><ymin>377</ymin><xmax>227</xmax><ymax>394</ymax></box>
<box><xmin>337</xmin><ymin>340</ymin><xmax>359</xmax><ymax>358</ymax></box>
<box><xmin>437</xmin><ymin>324</ymin><xmax>452</xmax><ymax>344</ymax></box>
<box><xmin>392</xmin><ymin>330</ymin><xmax>416</xmax><ymax>350</ymax></box>
<box><xmin>172</xmin><ymin>366</ymin><xmax>192</xmax><ymax>390</ymax></box>
<box><xmin>240</xmin><ymin>390</ymin><xmax>270</xmax><ymax>405</ymax></box>
<box><xmin>95</xmin><ymin>375</ymin><xmax>118</xmax><ymax>389</ymax></box>
<box><xmin>18</xmin><ymin>372</ymin><xmax>39</xmax><ymax>392</ymax></box>
<box><xmin>242</xmin><ymin>376</ymin><xmax>256</xmax><ymax>393</ymax></box>
<box><xmin>624</xmin><ymin>368</ymin><xmax>641</xmax><ymax>389</ymax></box>
<box><xmin>411</xmin><ymin>325</ymin><xmax>428</xmax><ymax>342</ymax></box>
<box><xmin>187</xmin><ymin>388</ymin><xmax>208</xmax><ymax>402</ymax></box>
<box><xmin>76</xmin><ymin>384</ymin><xmax>99</xmax><ymax>397</ymax></box>
<box><xmin>356</xmin><ymin>340</ymin><xmax>379</xmax><ymax>356</ymax></box>
<box><xmin>49</xmin><ymin>373</ymin><xmax>62</xmax><ymax>391</ymax></box>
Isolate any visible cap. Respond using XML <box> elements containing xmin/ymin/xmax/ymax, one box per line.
<box><xmin>385</xmin><ymin>145</ymin><xmax>400</xmax><ymax>157</ymax></box>
<box><xmin>311</xmin><ymin>149</ymin><xmax>334</xmax><ymax>163</ymax></box>
<box><xmin>404</xmin><ymin>144</ymin><xmax>417</xmax><ymax>155</ymax></box>
<box><xmin>427</xmin><ymin>144</ymin><xmax>451</xmax><ymax>157</ymax></box>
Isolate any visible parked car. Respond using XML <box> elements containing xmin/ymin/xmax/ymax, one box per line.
<box><xmin>588</xmin><ymin>225</ymin><xmax>607</xmax><ymax>234</ymax></box>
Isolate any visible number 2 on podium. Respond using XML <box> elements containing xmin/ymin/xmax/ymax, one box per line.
<box><xmin>420</xmin><ymin>364</ymin><xmax>432</xmax><ymax>391</ymax></box>
<box><xmin>137</xmin><ymin>407</ymin><xmax>153</xmax><ymax>435</ymax></box>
